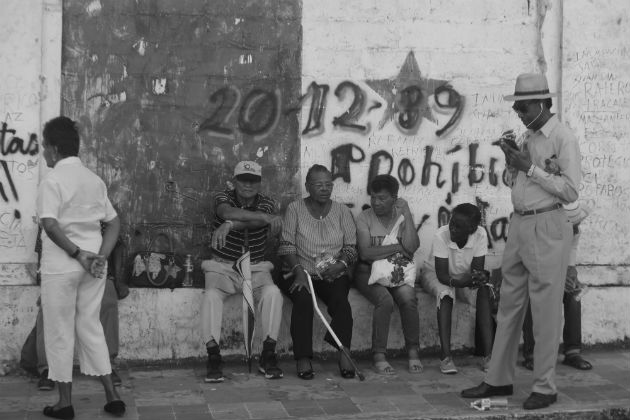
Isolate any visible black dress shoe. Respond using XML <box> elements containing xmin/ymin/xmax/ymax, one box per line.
<box><xmin>43</xmin><ymin>405</ymin><xmax>74</xmax><ymax>420</ymax></box>
<box><xmin>562</xmin><ymin>354</ymin><xmax>592</xmax><ymax>370</ymax></box>
<box><xmin>104</xmin><ymin>400</ymin><xmax>126</xmax><ymax>417</ymax></box>
<box><xmin>523</xmin><ymin>392</ymin><xmax>557</xmax><ymax>410</ymax></box>
<box><xmin>522</xmin><ymin>359</ymin><xmax>534</xmax><ymax>371</ymax></box>
<box><xmin>461</xmin><ymin>381</ymin><xmax>513</xmax><ymax>398</ymax></box>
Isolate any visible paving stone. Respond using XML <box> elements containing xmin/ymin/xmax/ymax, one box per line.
<box><xmin>316</xmin><ymin>397</ymin><xmax>360</xmax><ymax>415</ymax></box>
<box><xmin>2</xmin><ymin>350</ymin><xmax>630</xmax><ymax>420</ymax></box>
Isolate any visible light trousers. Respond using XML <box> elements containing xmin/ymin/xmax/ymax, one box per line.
<box><xmin>485</xmin><ymin>210</ymin><xmax>571</xmax><ymax>395</ymax></box>
<box><xmin>201</xmin><ymin>259</ymin><xmax>283</xmax><ymax>345</ymax></box>
<box><xmin>41</xmin><ymin>270</ymin><xmax>112</xmax><ymax>383</ymax></box>
<box><xmin>37</xmin><ymin>278</ymin><xmax>119</xmax><ymax>374</ymax></box>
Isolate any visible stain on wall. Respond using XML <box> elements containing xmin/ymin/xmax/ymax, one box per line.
<box><xmin>61</xmin><ymin>0</ymin><xmax>302</xmax><ymax>261</ymax></box>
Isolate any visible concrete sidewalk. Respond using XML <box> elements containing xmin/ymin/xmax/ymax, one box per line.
<box><xmin>1</xmin><ymin>349</ymin><xmax>628</xmax><ymax>420</ymax></box>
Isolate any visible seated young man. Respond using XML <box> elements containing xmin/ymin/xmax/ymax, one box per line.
<box><xmin>420</xmin><ymin>203</ymin><xmax>494</xmax><ymax>374</ymax></box>
<box><xmin>201</xmin><ymin>161</ymin><xmax>284</xmax><ymax>383</ymax></box>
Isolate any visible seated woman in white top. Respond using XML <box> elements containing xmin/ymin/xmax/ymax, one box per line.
<box><xmin>420</xmin><ymin>203</ymin><xmax>494</xmax><ymax>375</ymax></box>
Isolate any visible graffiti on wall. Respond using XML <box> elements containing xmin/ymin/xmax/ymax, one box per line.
<box><xmin>298</xmin><ymin>52</ymin><xmax>518</xmax><ymax>262</ymax></box>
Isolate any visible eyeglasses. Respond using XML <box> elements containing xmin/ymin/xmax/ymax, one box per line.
<box><xmin>309</xmin><ymin>182</ymin><xmax>334</xmax><ymax>190</ymax></box>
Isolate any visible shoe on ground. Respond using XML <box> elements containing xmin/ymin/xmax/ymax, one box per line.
<box><xmin>522</xmin><ymin>358</ymin><xmax>534</xmax><ymax>371</ymax></box>
<box><xmin>440</xmin><ymin>357</ymin><xmax>458</xmax><ymax>374</ymax></box>
<box><xmin>259</xmin><ymin>349</ymin><xmax>283</xmax><ymax>379</ymax></box>
<box><xmin>43</xmin><ymin>405</ymin><xmax>74</xmax><ymax>419</ymax></box>
<box><xmin>38</xmin><ymin>369</ymin><xmax>55</xmax><ymax>391</ymax></box>
<box><xmin>482</xmin><ymin>356</ymin><xmax>491</xmax><ymax>372</ymax></box>
<box><xmin>111</xmin><ymin>369</ymin><xmax>122</xmax><ymax>386</ymax></box>
<box><xmin>104</xmin><ymin>399</ymin><xmax>126</xmax><ymax>417</ymax></box>
<box><xmin>523</xmin><ymin>392</ymin><xmax>557</xmax><ymax>410</ymax></box>
<box><xmin>461</xmin><ymin>381</ymin><xmax>514</xmax><ymax>398</ymax></box>
<box><xmin>205</xmin><ymin>349</ymin><xmax>225</xmax><ymax>383</ymax></box>
<box><xmin>562</xmin><ymin>354</ymin><xmax>592</xmax><ymax>370</ymax></box>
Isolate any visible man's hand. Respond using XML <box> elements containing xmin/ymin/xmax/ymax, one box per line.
<box><xmin>264</xmin><ymin>214</ymin><xmax>283</xmax><ymax>236</ymax></box>
<box><xmin>90</xmin><ymin>256</ymin><xmax>108</xmax><ymax>278</ymax></box>
<box><xmin>211</xmin><ymin>222</ymin><xmax>231</xmax><ymax>249</ymax></box>
<box><xmin>288</xmin><ymin>269</ymin><xmax>310</xmax><ymax>294</ymax></box>
<box><xmin>500</xmin><ymin>143</ymin><xmax>532</xmax><ymax>172</ymax></box>
<box><xmin>470</xmin><ymin>269</ymin><xmax>490</xmax><ymax>288</ymax></box>
<box><xmin>75</xmin><ymin>250</ymin><xmax>102</xmax><ymax>275</ymax></box>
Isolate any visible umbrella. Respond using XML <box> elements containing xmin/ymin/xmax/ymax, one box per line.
<box><xmin>233</xmin><ymin>230</ymin><xmax>255</xmax><ymax>372</ymax></box>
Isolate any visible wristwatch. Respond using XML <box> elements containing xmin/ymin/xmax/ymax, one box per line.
<box><xmin>526</xmin><ymin>164</ymin><xmax>535</xmax><ymax>177</ymax></box>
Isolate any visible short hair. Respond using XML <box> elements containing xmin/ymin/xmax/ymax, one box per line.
<box><xmin>43</xmin><ymin>116</ymin><xmax>80</xmax><ymax>157</ymax></box>
<box><xmin>543</xmin><ymin>98</ymin><xmax>553</xmax><ymax>109</ymax></box>
<box><xmin>452</xmin><ymin>203</ymin><xmax>481</xmax><ymax>228</ymax></box>
<box><xmin>370</xmin><ymin>174</ymin><xmax>399</xmax><ymax>197</ymax></box>
<box><xmin>305</xmin><ymin>164</ymin><xmax>331</xmax><ymax>183</ymax></box>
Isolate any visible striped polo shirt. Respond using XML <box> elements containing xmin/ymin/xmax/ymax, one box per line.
<box><xmin>211</xmin><ymin>189</ymin><xmax>276</xmax><ymax>262</ymax></box>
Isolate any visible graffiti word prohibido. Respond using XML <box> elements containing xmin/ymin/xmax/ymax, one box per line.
<box><xmin>331</xmin><ymin>142</ymin><xmax>509</xmax><ymax>193</ymax></box>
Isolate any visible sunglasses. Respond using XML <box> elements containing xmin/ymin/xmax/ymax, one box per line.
<box><xmin>512</xmin><ymin>101</ymin><xmax>538</xmax><ymax>114</ymax></box>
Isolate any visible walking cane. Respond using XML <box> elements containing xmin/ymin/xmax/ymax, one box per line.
<box><xmin>303</xmin><ymin>271</ymin><xmax>365</xmax><ymax>381</ymax></box>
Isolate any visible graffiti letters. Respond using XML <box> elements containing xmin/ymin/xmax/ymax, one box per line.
<box><xmin>198</xmin><ymin>87</ymin><xmax>281</xmax><ymax>141</ymax></box>
<box><xmin>0</xmin><ymin>123</ymin><xmax>38</xmax><ymax>156</ymax></box>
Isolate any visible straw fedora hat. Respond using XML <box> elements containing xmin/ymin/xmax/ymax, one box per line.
<box><xmin>504</xmin><ymin>73</ymin><xmax>557</xmax><ymax>101</ymax></box>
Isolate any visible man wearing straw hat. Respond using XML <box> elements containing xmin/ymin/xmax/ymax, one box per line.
<box><xmin>201</xmin><ymin>161</ymin><xmax>284</xmax><ymax>383</ymax></box>
<box><xmin>462</xmin><ymin>73</ymin><xmax>581</xmax><ymax>410</ymax></box>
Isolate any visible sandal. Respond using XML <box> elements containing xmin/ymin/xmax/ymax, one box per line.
<box><xmin>104</xmin><ymin>400</ymin><xmax>126</xmax><ymax>417</ymax></box>
<box><xmin>296</xmin><ymin>360</ymin><xmax>314</xmax><ymax>380</ymax></box>
<box><xmin>373</xmin><ymin>360</ymin><xmax>396</xmax><ymax>375</ymax></box>
<box><xmin>408</xmin><ymin>359</ymin><xmax>423</xmax><ymax>374</ymax></box>
<box><xmin>562</xmin><ymin>354</ymin><xmax>592</xmax><ymax>370</ymax></box>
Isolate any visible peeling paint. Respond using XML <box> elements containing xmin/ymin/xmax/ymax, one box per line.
<box><xmin>86</xmin><ymin>0</ymin><xmax>102</xmax><ymax>16</ymax></box>
<box><xmin>151</xmin><ymin>78</ymin><xmax>167</xmax><ymax>95</ymax></box>
<box><xmin>133</xmin><ymin>38</ymin><xmax>147</xmax><ymax>56</ymax></box>
<box><xmin>239</xmin><ymin>54</ymin><xmax>253</xmax><ymax>64</ymax></box>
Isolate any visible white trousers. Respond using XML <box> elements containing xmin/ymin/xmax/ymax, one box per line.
<box><xmin>41</xmin><ymin>270</ymin><xmax>112</xmax><ymax>382</ymax></box>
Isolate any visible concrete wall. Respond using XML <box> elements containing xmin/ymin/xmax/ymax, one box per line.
<box><xmin>1</xmin><ymin>0</ymin><xmax>629</xmax><ymax>362</ymax></box>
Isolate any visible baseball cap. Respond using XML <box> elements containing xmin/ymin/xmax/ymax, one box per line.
<box><xmin>234</xmin><ymin>161</ymin><xmax>262</xmax><ymax>179</ymax></box>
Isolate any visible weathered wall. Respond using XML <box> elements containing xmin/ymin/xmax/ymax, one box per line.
<box><xmin>0</xmin><ymin>0</ymin><xmax>59</xmax><ymax>286</ymax></box>
<box><xmin>1</xmin><ymin>0</ymin><xmax>629</xmax><ymax>362</ymax></box>
<box><xmin>61</xmin><ymin>0</ymin><xmax>302</xmax><ymax>259</ymax></box>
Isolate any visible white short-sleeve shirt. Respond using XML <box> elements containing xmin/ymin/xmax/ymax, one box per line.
<box><xmin>37</xmin><ymin>157</ymin><xmax>117</xmax><ymax>274</ymax></box>
<box><xmin>428</xmin><ymin>225</ymin><xmax>488</xmax><ymax>280</ymax></box>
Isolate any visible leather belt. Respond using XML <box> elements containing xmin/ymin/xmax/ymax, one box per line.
<box><xmin>514</xmin><ymin>203</ymin><xmax>562</xmax><ymax>216</ymax></box>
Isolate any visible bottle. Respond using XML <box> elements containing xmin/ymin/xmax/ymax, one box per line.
<box><xmin>470</xmin><ymin>398</ymin><xmax>508</xmax><ymax>411</ymax></box>
<box><xmin>182</xmin><ymin>254</ymin><xmax>193</xmax><ymax>287</ymax></box>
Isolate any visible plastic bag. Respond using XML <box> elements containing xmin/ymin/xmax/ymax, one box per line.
<box><xmin>368</xmin><ymin>215</ymin><xmax>416</xmax><ymax>287</ymax></box>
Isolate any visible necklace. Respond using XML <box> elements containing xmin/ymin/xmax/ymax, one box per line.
<box><xmin>306</xmin><ymin>197</ymin><xmax>331</xmax><ymax>220</ymax></box>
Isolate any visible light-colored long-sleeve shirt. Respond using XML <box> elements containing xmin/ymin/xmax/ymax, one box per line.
<box><xmin>508</xmin><ymin>115</ymin><xmax>581</xmax><ymax>211</ymax></box>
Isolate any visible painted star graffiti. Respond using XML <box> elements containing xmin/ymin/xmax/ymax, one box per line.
<box><xmin>366</xmin><ymin>51</ymin><xmax>462</xmax><ymax>136</ymax></box>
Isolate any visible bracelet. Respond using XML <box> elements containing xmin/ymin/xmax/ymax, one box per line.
<box><xmin>338</xmin><ymin>259</ymin><xmax>349</xmax><ymax>270</ymax></box>
<box><xmin>291</xmin><ymin>263</ymin><xmax>303</xmax><ymax>273</ymax></box>
<box><xmin>69</xmin><ymin>247</ymin><xmax>81</xmax><ymax>259</ymax></box>
<box><xmin>224</xmin><ymin>220</ymin><xmax>234</xmax><ymax>229</ymax></box>
<box><xmin>526</xmin><ymin>164</ymin><xmax>535</xmax><ymax>177</ymax></box>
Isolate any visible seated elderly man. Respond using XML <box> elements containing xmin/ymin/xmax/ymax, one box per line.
<box><xmin>201</xmin><ymin>161</ymin><xmax>284</xmax><ymax>383</ymax></box>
